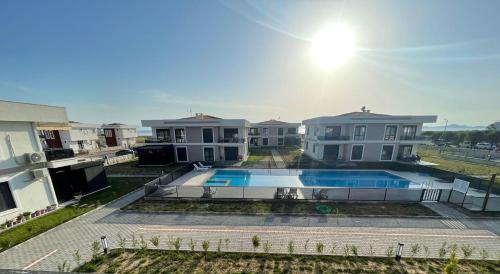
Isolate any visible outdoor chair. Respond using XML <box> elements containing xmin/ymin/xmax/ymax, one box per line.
<box><xmin>313</xmin><ymin>188</ymin><xmax>328</xmax><ymax>200</ymax></box>
<box><xmin>202</xmin><ymin>186</ymin><xmax>217</xmax><ymax>198</ymax></box>
<box><xmin>275</xmin><ymin>187</ymin><xmax>286</xmax><ymax>199</ymax></box>
<box><xmin>286</xmin><ymin>188</ymin><xmax>298</xmax><ymax>199</ymax></box>
<box><xmin>193</xmin><ymin>163</ymin><xmax>210</xmax><ymax>171</ymax></box>
<box><xmin>198</xmin><ymin>162</ymin><xmax>213</xmax><ymax>168</ymax></box>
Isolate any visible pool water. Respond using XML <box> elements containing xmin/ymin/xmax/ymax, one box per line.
<box><xmin>205</xmin><ymin>169</ymin><xmax>413</xmax><ymax>188</ymax></box>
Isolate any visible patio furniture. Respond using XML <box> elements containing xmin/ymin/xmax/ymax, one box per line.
<box><xmin>193</xmin><ymin>163</ymin><xmax>210</xmax><ymax>171</ymax></box>
<box><xmin>198</xmin><ymin>162</ymin><xmax>213</xmax><ymax>168</ymax></box>
<box><xmin>202</xmin><ymin>186</ymin><xmax>217</xmax><ymax>198</ymax></box>
<box><xmin>286</xmin><ymin>188</ymin><xmax>298</xmax><ymax>199</ymax></box>
<box><xmin>276</xmin><ymin>187</ymin><xmax>286</xmax><ymax>199</ymax></box>
<box><xmin>313</xmin><ymin>189</ymin><xmax>328</xmax><ymax>200</ymax></box>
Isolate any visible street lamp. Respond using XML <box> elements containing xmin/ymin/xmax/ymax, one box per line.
<box><xmin>395</xmin><ymin>243</ymin><xmax>404</xmax><ymax>262</ymax></box>
<box><xmin>101</xmin><ymin>236</ymin><xmax>108</xmax><ymax>254</ymax></box>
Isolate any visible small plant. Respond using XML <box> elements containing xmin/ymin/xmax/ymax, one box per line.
<box><xmin>449</xmin><ymin>243</ymin><xmax>458</xmax><ymax>255</ymax></box>
<box><xmin>73</xmin><ymin>250</ymin><xmax>81</xmax><ymax>266</ymax></box>
<box><xmin>479</xmin><ymin>248</ymin><xmax>489</xmax><ymax>260</ymax></box>
<box><xmin>217</xmin><ymin>239</ymin><xmax>222</xmax><ymax>253</ymax></box>
<box><xmin>131</xmin><ymin>233</ymin><xmax>138</xmax><ymax>248</ymax></box>
<box><xmin>263</xmin><ymin>240</ymin><xmax>272</xmax><ymax>253</ymax></box>
<box><xmin>316</xmin><ymin>242</ymin><xmax>325</xmax><ymax>254</ymax></box>
<box><xmin>350</xmin><ymin>245</ymin><xmax>359</xmax><ymax>257</ymax></box>
<box><xmin>252</xmin><ymin>235</ymin><xmax>260</xmax><ymax>251</ymax></box>
<box><xmin>150</xmin><ymin>236</ymin><xmax>160</xmax><ymax>249</ymax></box>
<box><xmin>202</xmin><ymin>240</ymin><xmax>210</xmax><ymax>252</ymax></box>
<box><xmin>444</xmin><ymin>252</ymin><xmax>459</xmax><ymax>274</ymax></box>
<box><xmin>304</xmin><ymin>239</ymin><xmax>310</xmax><ymax>252</ymax></box>
<box><xmin>369</xmin><ymin>244</ymin><xmax>374</xmax><ymax>256</ymax></box>
<box><xmin>91</xmin><ymin>241</ymin><xmax>100</xmax><ymax>259</ymax></box>
<box><xmin>225</xmin><ymin>238</ymin><xmax>231</xmax><ymax>250</ymax></box>
<box><xmin>117</xmin><ymin>234</ymin><xmax>126</xmax><ymax>250</ymax></box>
<box><xmin>57</xmin><ymin>260</ymin><xmax>70</xmax><ymax>272</ymax></box>
<box><xmin>343</xmin><ymin>244</ymin><xmax>350</xmax><ymax>256</ymax></box>
<box><xmin>173</xmin><ymin>237</ymin><xmax>182</xmax><ymax>251</ymax></box>
<box><xmin>139</xmin><ymin>235</ymin><xmax>148</xmax><ymax>252</ymax></box>
<box><xmin>410</xmin><ymin>243</ymin><xmax>421</xmax><ymax>257</ymax></box>
<box><xmin>423</xmin><ymin>245</ymin><xmax>430</xmax><ymax>258</ymax></box>
<box><xmin>461</xmin><ymin>244</ymin><xmax>474</xmax><ymax>259</ymax></box>
<box><xmin>190</xmin><ymin>238</ymin><xmax>197</xmax><ymax>251</ymax></box>
<box><xmin>0</xmin><ymin>240</ymin><xmax>11</xmax><ymax>251</ymax></box>
<box><xmin>288</xmin><ymin>241</ymin><xmax>294</xmax><ymax>254</ymax></box>
<box><xmin>385</xmin><ymin>245</ymin><xmax>394</xmax><ymax>257</ymax></box>
<box><xmin>438</xmin><ymin>242</ymin><xmax>448</xmax><ymax>258</ymax></box>
<box><xmin>330</xmin><ymin>242</ymin><xmax>338</xmax><ymax>254</ymax></box>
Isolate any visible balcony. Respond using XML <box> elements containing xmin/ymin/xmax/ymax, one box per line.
<box><xmin>248</xmin><ymin>132</ymin><xmax>260</xmax><ymax>136</ymax></box>
<box><xmin>218</xmin><ymin>137</ymin><xmax>245</xmax><ymax>143</ymax></box>
<box><xmin>399</xmin><ymin>135</ymin><xmax>429</xmax><ymax>141</ymax></box>
<box><xmin>44</xmin><ymin>148</ymin><xmax>75</xmax><ymax>161</ymax></box>
<box><xmin>145</xmin><ymin>137</ymin><xmax>172</xmax><ymax>143</ymax></box>
<box><xmin>317</xmin><ymin>135</ymin><xmax>350</xmax><ymax>141</ymax></box>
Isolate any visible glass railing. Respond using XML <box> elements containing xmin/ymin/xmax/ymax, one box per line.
<box><xmin>399</xmin><ymin>135</ymin><xmax>429</xmax><ymax>141</ymax></box>
<box><xmin>317</xmin><ymin>136</ymin><xmax>350</xmax><ymax>140</ymax></box>
<box><xmin>218</xmin><ymin>138</ymin><xmax>245</xmax><ymax>143</ymax></box>
<box><xmin>145</xmin><ymin>137</ymin><xmax>172</xmax><ymax>143</ymax></box>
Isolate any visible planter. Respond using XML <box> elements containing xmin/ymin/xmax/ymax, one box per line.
<box><xmin>1</xmin><ymin>223</ymin><xmax>7</xmax><ymax>229</ymax></box>
<box><xmin>31</xmin><ymin>213</ymin><xmax>36</xmax><ymax>218</ymax></box>
<box><xmin>6</xmin><ymin>221</ymin><xmax>13</xmax><ymax>227</ymax></box>
<box><xmin>23</xmin><ymin>212</ymin><xmax>32</xmax><ymax>220</ymax></box>
<box><xmin>35</xmin><ymin>210</ymin><xmax>40</xmax><ymax>217</ymax></box>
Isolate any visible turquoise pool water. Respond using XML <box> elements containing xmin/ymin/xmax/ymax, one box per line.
<box><xmin>204</xmin><ymin>169</ymin><xmax>413</xmax><ymax>188</ymax></box>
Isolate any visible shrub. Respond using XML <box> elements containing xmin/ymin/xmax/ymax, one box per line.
<box><xmin>139</xmin><ymin>235</ymin><xmax>148</xmax><ymax>252</ymax></box>
<box><xmin>330</xmin><ymin>243</ymin><xmax>338</xmax><ymax>255</ymax></box>
<box><xmin>217</xmin><ymin>239</ymin><xmax>222</xmax><ymax>253</ymax></box>
<box><xmin>190</xmin><ymin>239</ymin><xmax>196</xmax><ymax>251</ymax></box>
<box><xmin>316</xmin><ymin>242</ymin><xmax>325</xmax><ymax>254</ymax></box>
<box><xmin>304</xmin><ymin>239</ymin><xmax>310</xmax><ymax>252</ymax></box>
<box><xmin>73</xmin><ymin>250</ymin><xmax>81</xmax><ymax>266</ymax></box>
<box><xmin>423</xmin><ymin>245</ymin><xmax>430</xmax><ymax>258</ymax></box>
<box><xmin>410</xmin><ymin>244</ymin><xmax>421</xmax><ymax>257</ymax></box>
<box><xmin>479</xmin><ymin>248</ymin><xmax>489</xmax><ymax>260</ymax></box>
<box><xmin>343</xmin><ymin>244</ymin><xmax>350</xmax><ymax>257</ymax></box>
<box><xmin>444</xmin><ymin>252</ymin><xmax>459</xmax><ymax>274</ymax></box>
<box><xmin>288</xmin><ymin>241</ymin><xmax>294</xmax><ymax>254</ymax></box>
<box><xmin>438</xmin><ymin>242</ymin><xmax>448</xmax><ymax>258</ymax></box>
<box><xmin>368</xmin><ymin>244</ymin><xmax>374</xmax><ymax>256</ymax></box>
<box><xmin>150</xmin><ymin>236</ymin><xmax>160</xmax><ymax>249</ymax></box>
<box><xmin>79</xmin><ymin>262</ymin><xmax>97</xmax><ymax>272</ymax></box>
<box><xmin>225</xmin><ymin>239</ymin><xmax>231</xmax><ymax>250</ymax></box>
<box><xmin>385</xmin><ymin>245</ymin><xmax>394</xmax><ymax>257</ymax></box>
<box><xmin>57</xmin><ymin>260</ymin><xmax>70</xmax><ymax>272</ymax></box>
<box><xmin>350</xmin><ymin>245</ymin><xmax>359</xmax><ymax>257</ymax></box>
<box><xmin>202</xmin><ymin>240</ymin><xmax>210</xmax><ymax>252</ymax></box>
<box><xmin>91</xmin><ymin>241</ymin><xmax>100</xmax><ymax>260</ymax></box>
<box><xmin>252</xmin><ymin>235</ymin><xmax>260</xmax><ymax>251</ymax></box>
<box><xmin>117</xmin><ymin>234</ymin><xmax>126</xmax><ymax>250</ymax></box>
<box><xmin>131</xmin><ymin>233</ymin><xmax>138</xmax><ymax>248</ymax></box>
<box><xmin>263</xmin><ymin>240</ymin><xmax>272</xmax><ymax>253</ymax></box>
<box><xmin>173</xmin><ymin>237</ymin><xmax>182</xmax><ymax>251</ymax></box>
<box><xmin>0</xmin><ymin>240</ymin><xmax>11</xmax><ymax>251</ymax></box>
<box><xmin>461</xmin><ymin>244</ymin><xmax>474</xmax><ymax>259</ymax></box>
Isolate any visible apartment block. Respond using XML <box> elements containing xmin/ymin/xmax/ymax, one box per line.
<box><xmin>303</xmin><ymin>111</ymin><xmax>437</xmax><ymax>162</ymax></box>
<box><xmin>248</xmin><ymin>120</ymin><xmax>301</xmax><ymax>148</ymax></box>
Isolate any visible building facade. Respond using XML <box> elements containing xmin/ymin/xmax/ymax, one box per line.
<box><xmin>44</xmin><ymin>122</ymin><xmax>100</xmax><ymax>154</ymax></box>
<box><xmin>100</xmin><ymin>123</ymin><xmax>137</xmax><ymax>148</ymax></box>
<box><xmin>303</xmin><ymin>111</ymin><xmax>437</xmax><ymax>162</ymax></box>
<box><xmin>0</xmin><ymin>100</ymin><xmax>67</xmax><ymax>224</ymax></box>
<box><xmin>248</xmin><ymin>120</ymin><xmax>301</xmax><ymax>148</ymax></box>
<box><xmin>142</xmin><ymin>113</ymin><xmax>250</xmax><ymax>162</ymax></box>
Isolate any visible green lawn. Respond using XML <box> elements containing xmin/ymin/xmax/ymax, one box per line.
<box><xmin>0</xmin><ymin>177</ymin><xmax>150</xmax><ymax>252</ymax></box>
<box><xmin>75</xmin><ymin>249</ymin><xmax>500</xmax><ymax>274</ymax></box>
<box><xmin>104</xmin><ymin>160</ymin><xmax>182</xmax><ymax>175</ymax></box>
<box><xmin>246</xmin><ymin>148</ymin><xmax>273</xmax><ymax>161</ymax></box>
<box><xmin>123</xmin><ymin>199</ymin><xmax>438</xmax><ymax>217</ymax></box>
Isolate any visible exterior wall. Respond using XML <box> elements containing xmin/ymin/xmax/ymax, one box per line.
<box><xmin>59</xmin><ymin>127</ymin><xmax>99</xmax><ymax>153</ymax></box>
<box><xmin>0</xmin><ymin>121</ymin><xmax>42</xmax><ymax>169</ymax></box>
<box><xmin>248</xmin><ymin>125</ymin><xmax>300</xmax><ymax>148</ymax></box>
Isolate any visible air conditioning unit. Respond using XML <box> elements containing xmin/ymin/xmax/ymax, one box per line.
<box><xmin>26</xmin><ymin>152</ymin><xmax>46</xmax><ymax>164</ymax></box>
<box><xmin>31</xmin><ymin>168</ymin><xmax>49</xmax><ymax>179</ymax></box>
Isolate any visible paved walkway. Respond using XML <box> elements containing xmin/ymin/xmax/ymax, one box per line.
<box><xmin>271</xmin><ymin>149</ymin><xmax>286</xmax><ymax>168</ymax></box>
<box><xmin>1</xmin><ymin>190</ymin><xmax>500</xmax><ymax>272</ymax></box>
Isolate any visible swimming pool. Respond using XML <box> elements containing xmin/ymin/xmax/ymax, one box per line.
<box><xmin>204</xmin><ymin>169</ymin><xmax>416</xmax><ymax>188</ymax></box>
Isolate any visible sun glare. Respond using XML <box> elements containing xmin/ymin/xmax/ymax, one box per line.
<box><xmin>310</xmin><ymin>24</ymin><xmax>357</xmax><ymax>70</ymax></box>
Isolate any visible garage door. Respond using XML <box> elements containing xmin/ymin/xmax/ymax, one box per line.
<box><xmin>224</xmin><ymin>147</ymin><xmax>239</xmax><ymax>161</ymax></box>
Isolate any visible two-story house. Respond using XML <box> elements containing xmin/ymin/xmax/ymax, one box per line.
<box><xmin>100</xmin><ymin>123</ymin><xmax>137</xmax><ymax>148</ymax></box>
<box><xmin>0</xmin><ymin>100</ymin><xmax>67</xmax><ymax>224</ymax></box>
<box><xmin>303</xmin><ymin>111</ymin><xmax>437</xmax><ymax>162</ymax></box>
<box><xmin>141</xmin><ymin>113</ymin><xmax>250</xmax><ymax>162</ymax></box>
<box><xmin>248</xmin><ymin>120</ymin><xmax>301</xmax><ymax>148</ymax></box>
<box><xmin>41</xmin><ymin>122</ymin><xmax>100</xmax><ymax>154</ymax></box>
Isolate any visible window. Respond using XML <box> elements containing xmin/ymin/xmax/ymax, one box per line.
<box><xmin>78</xmin><ymin>141</ymin><xmax>84</xmax><ymax>150</ymax></box>
<box><xmin>0</xmin><ymin>182</ymin><xmax>16</xmax><ymax>213</ymax></box>
<box><xmin>263</xmin><ymin>138</ymin><xmax>268</xmax><ymax>146</ymax></box>
<box><xmin>398</xmin><ymin>145</ymin><xmax>413</xmax><ymax>159</ymax></box>
<box><xmin>202</xmin><ymin>128</ymin><xmax>214</xmax><ymax>143</ymax></box>
<box><xmin>223</xmin><ymin>128</ymin><xmax>238</xmax><ymax>139</ymax></box>
<box><xmin>262</xmin><ymin>128</ymin><xmax>269</xmax><ymax>136</ymax></box>
<box><xmin>176</xmin><ymin>147</ymin><xmax>188</xmax><ymax>162</ymax></box>
<box><xmin>351</xmin><ymin>145</ymin><xmax>364</xmax><ymax>161</ymax></box>
<box><xmin>314</xmin><ymin>127</ymin><xmax>318</xmax><ymax>136</ymax></box>
<box><xmin>278</xmin><ymin>138</ymin><xmax>284</xmax><ymax>146</ymax></box>
<box><xmin>278</xmin><ymin>128</ymin><xmax>284</xmax><ymax>136</ymax></box>
<box><xmin>104</xmin><ymin>129</ymin><xmax>113</xmax><ymax>138</ymax></box>
<box><xmin>353</xmin><ymin>125</ymin><xmax>366</xmax><ymax>141</ymax></box>
<box><xmin>175</xmin><ymin>128</ymin><xmax>186</xmax><ymax>143</ymax></box>
<box><xmin>306</xmin><ymin>126</ymin><xmax>310</xmax><ymax>135</ymax></box>
<box><xmin>305</xmin><ymin>141</ymin><xmax>309</xmax><ymax>150</ymax></box>
<box><xmin>287</xmin><ymin>128</ymin><xmax>297</xmax><ymax>134</ymax></box>
<box><xmin>325</xmin><ymin>126</ymin><xmax>341</xmax><ymax>137</ymax></box>
<box><xmin>401</xmin><ymin>126</ymin><xmax>417</xmax><ymax>140</ymax></box>
<box><xmin>250</xmin><ymin>138</ymin><xmax>259</xmax><ymax>146</ymax></box>
<box><xmin>384</xmin><ymin>125</ymin><xmax>398</xmax><ymax>141</ymax></box>
<box><xmin>203</xmin><ymin>147</ymin><xmax>215</xmax><ymax>162</ymax></box>
<box><xmin>313</xmin><ymin>143</ymin><xmax>316</xmax><ymax>153</ymax></box>
<box><xmin>381</xmin><ymin>145</ymin><xmax>394</xmax><ymax>161</ymax></box>
<box><xmin>44</xmin><ymin>130</ymin><xmax>55</xmax><ymax>139</ymax></box>
<box><xmin>249</xmin><ymin>128</ymin><xmax>259</xmax><ymax>135</ymax></box>
<box><xmin>156</xmin><ymin>129</ymin><xmax>171</xmax><ymax>141</ymax></box>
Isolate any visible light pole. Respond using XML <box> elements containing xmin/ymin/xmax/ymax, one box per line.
<box><xmin>101</xmin><ymin>236</ymin><xmax>109</xmax><ymax>254</ymax></box>
<box><xmin>395</xmin><ymin>243</ymin><xmax>404</xmax><ymax>262</ymax></box>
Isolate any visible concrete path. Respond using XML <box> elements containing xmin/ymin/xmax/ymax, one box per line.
<box><xmin>421</xmin><ymin>202</ymin><xmax>469</xmax><ymax>219</ymax></box>
<box><xmin>1</xmin><ymin>190</ymin><xmax>500</xmax><ymax>272</ymax></box>
<box><xmin>271</xmin><ymin>149</ymin><xmax>286</xmax><ymax>168</ymax></box>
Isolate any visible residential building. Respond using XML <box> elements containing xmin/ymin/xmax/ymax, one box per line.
<box><xmin>141</xmin><ymin>113</ymin><xmax>250</xmax><ymax>162</ymax></box>
<box><xmin>248</xmin><ymin>120</ymin><xmax>301</xmax><ymax>147</ymax></box>
<box><xmin>303</xmin><ymin>111</ymin><xmax>437</xmax><ymax>162</ymax></box>
<box><xmin>100</xmin><ymin>123</ymin><xmax>137</xmax><ymax>148</ymax></box>
<box><xmin>40</xmin><ymin>122</ymin><xmax>100</xmax><ymax>154</ymax></box>
<box><xmin>0</xmin><ymin>100</ymin><xmax>67</xmax><ymax>224</ymax></box>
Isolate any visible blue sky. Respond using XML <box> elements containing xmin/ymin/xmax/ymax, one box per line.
<box><xmin>1</xmin><ymin>0</ymin><xmax>499</xmax><ymax>127</ymax></box>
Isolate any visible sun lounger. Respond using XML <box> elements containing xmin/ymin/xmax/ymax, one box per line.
<box><xmin>193</xmin><ymin>163</ymin><xmax>210</xmax><ymax>171</ymax></box>
<box><xmin>198</xmin><ymin>162</ymin><xmax>213</xmax><ymax>168</ymax></box>
<box><xmin>276</xmin><ymin>187</ymin><xmax>286</xmax><ymax>199</ymax></box>
<box><xmin>202</xmin><ymin>186</ymin><xmax>217</xmax><ymax>198</ymax></box>
<box><xmin>286</xmin><ymin>188</ymin><xmax>298</xmax><ymax>199</ymax></box>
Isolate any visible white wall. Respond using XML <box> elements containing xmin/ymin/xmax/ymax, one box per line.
<box><xmin>0</xmin><ymin>121</ymin><xmax>41</xmax><ymax>170</ymax></box>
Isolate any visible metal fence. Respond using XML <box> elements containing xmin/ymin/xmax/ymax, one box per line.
<box><xmin>144</xmin><ymin>164</ymin><xmax>194</xmax><ymax>196</ymax></box>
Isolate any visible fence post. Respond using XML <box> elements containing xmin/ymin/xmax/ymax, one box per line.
<box><xmin>481</xmin><ymin>174</ymin><xmax>497</xmax><ymax>211</ymax></box>
<box><xmin>176</xmin><ymin>186</ymin><xmax>179</xmax><ymax>198</ymax></box>
<box><xmin>384</xmin><ymin>188</ymin><xmax>388</xmax><ymax>201</ymax></box>
<box><xmin>242</xmin><ymin>186</ymin><xmax>245</xmax><ymax>199</ymax></box>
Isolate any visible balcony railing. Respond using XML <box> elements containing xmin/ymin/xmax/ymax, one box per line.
<box><xmin>248</xmin><ymin>132</ymin><xmax>260</xmax><ymax>136</ymax></box>
<box><xmin>317</xmin><ymin>135</ymin><xmax>350</xmax><ymax>141</ymax></box>
<box><xmin>145</xmin><ymin>137</ymin><xmax>173</xmax><ymax>143</ymax></box>
<box><xmin>218</xmin><ymin>137</ymin><xmax>245</xmax><ymax>143</ymax></box>
<box><xmin>399</xmin><ymin>135</ymin><xmax>429</xmax><ymax>141</ymax></box>
<box><xmin>44</xmin><ymin>148</ymin><xmax>75</xmax><ymax>161</ymax></box>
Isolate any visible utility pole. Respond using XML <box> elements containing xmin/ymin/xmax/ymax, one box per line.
<box><xmin>439</xmin><ymin>119</ymin><xmax>448</xmax><ymax>153</ymax></box>
<box><xmin>482</xmin><ymin>174</ymin><xmax>497</xmax><ymax>211</ymax></box>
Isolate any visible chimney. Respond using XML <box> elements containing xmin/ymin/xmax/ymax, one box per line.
<box><xmin>195</xmin><ymin>113</ymin><xmax>204</xmax><ymax>120</ymax></box>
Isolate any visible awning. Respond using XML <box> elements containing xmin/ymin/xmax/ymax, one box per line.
<box><xmin>36</xmin><ymin>122</ymin><xmax>71</xmax><ymax>131</ymax></box>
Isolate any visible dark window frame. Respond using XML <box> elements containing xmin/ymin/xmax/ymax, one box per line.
<box><xmin>351</xmin><ymin>145</ymin><xmax>364</xmax><ymax>161</ymax></box>
<box><xmin>202</xmin><ymin>128</ymin><xmax>214</xmax><ymax>143</ymax></box>
<box><xmin>0</xmin><ymin>182</ymin><xmax>16</xmax><ymax>213</ymax></box>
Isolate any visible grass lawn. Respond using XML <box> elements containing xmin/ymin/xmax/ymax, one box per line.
<box><xmin>418</xmin><ymin>146</ymin><xmax>500</xmax><ymax>184</ymax></box>
<box><xmin>123</xmin><ymin>199</ymin><xmax>438</xmax><ymax>217</ymax></box>
<box><xmin>75</xmin><ymin>249</ymin><xmax>500</xmax><ymax>274</ymax></box>
<box><xmin>104</xmin><ymin>160</ymin><xmax>182</xmax><ymax>175</ymax></box>
<box><xmin>241</xmin><ymin>149</ymin><xmax>275</xmax><ymax>168</ymax></box>
<box><xmin>0</xmin><ymin>177</ymin><xmax>150</xmax><ymax>252</ymax></box>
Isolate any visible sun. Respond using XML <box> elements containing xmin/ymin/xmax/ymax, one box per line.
<box><xmin>310</xmin><ymin>24</ymin><xmax>357</xmax><ymax>70</ymax></box>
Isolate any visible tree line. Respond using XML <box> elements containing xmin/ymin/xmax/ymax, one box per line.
<box><xmin>422</xmin><ymin>130</ymin><xmax>500</xmax><ymax>145</ymax></box>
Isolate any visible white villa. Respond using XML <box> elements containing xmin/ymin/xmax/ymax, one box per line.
<box><xmin>56</xmin><ymin>122</ymin><xmax>100</xmax><ymax>153</ymax></box>
<box><xmin>249</xmin><ymin>120</ymin><xmax>301</xmax><ymax>147</ymax></box>
<box><xmin>100</xmin><ymin>123</ymin><xmax>137</xmax><ymax>148</ymax></box>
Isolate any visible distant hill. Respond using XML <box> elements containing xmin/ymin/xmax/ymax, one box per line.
<box><xmin>423</xmin><ymin>124</ymin><xmax>486</xmax><ymax>132</ymax></box>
